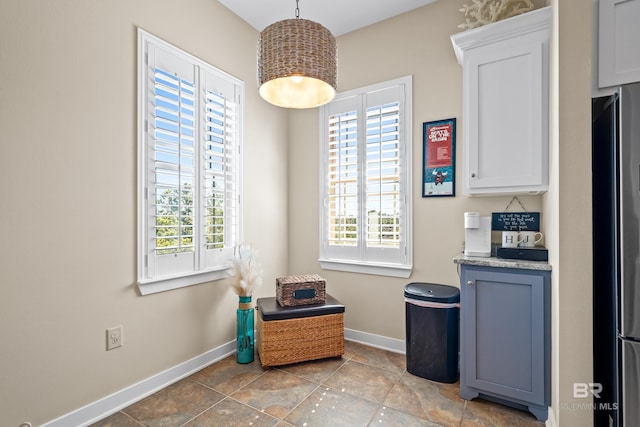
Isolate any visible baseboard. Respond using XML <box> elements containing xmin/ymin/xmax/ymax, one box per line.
<box><xmin>545</xmin><ymin>405</ymin><xmax>557</xmax><ymax>427</ymax></box>
<box><xmin>41</xmin><ymin>329</ymin><xmax>405</xmax><ymax>426</ymax></box>
<box><xmin>41</xmin><ymin>340</ymin><xmax>236</xmax><ymax>427</ymax></box>
<box><xmin>344</xmin><ymin>328</ymin><xmax>406</xmax><ymax>354</ymax></box>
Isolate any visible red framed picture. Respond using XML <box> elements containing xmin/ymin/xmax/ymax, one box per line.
<box><xmin>422</xmin><ymin>118</ymin><xmax>456</xmax><ymax>197</ymax></box>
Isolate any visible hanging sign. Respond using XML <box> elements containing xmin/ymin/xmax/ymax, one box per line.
<box><xmin>491</xmin><ymin>212</ymin><xmax>540</xmax><ymax>231</ymax></box>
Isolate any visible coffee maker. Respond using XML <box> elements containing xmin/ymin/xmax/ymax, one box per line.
<box><xmin>464</xmin><ymin>212</ymin><xmax>491</xmax><ymax>257</ymax></box>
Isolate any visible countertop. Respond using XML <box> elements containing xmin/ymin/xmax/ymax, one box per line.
<box><xmin>453</xmin><ymin>254</ymin><xmax>552</xmax><ymax>271</ymax></box>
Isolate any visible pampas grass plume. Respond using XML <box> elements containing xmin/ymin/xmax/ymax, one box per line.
<box><xmin>229</xmin><ymin>244</ymin><xmax>263</xmax><ymax>297</ymax></box>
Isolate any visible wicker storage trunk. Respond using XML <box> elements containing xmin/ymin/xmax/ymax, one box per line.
<box><xmin>256</xmin><ymin>295</ymin><xmax>344</xmax><ymax>367</ymax></box>
<box><xmin>276</xmin><ymin>274</ymin><xmax>326</xmax><ymax>307</ymax></box>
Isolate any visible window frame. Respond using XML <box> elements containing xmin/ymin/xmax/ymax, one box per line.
<box><xmin>137</xmin><ymin>29</ymin><xmax>243</xmax><ymax>295</ymax></box>
<box><xmin>318</xmin><ymin>76</ymin><xmax>413</xmax><ymax>278</ymax></box>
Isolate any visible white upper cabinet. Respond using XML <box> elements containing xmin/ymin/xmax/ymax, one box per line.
<box><xmin>599</xmin><ymin>0</ymin><xmax>640</xmax><ymax>88</ymax></box>
<box><xmin>451</xmin><ymin>7</ymin><xmax>552</xmax><ymax>195</ymax></box>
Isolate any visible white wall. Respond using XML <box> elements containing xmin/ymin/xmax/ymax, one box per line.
<box><xmin>0</xmin><ymin>1</ymin><xmax>288</xmax><ymax>425</ymax></box>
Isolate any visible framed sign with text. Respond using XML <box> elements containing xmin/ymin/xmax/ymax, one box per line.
<box><xmin>422</xmin><ymin>118</ymin><xmax>456</xmax><ymax>197</ymax></box>
<box><xmin>491</xmin><ymin>212</ymin><xmax>541</xmax><ymax>231</ymax></box>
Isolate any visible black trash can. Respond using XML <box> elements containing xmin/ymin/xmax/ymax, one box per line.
<box><xmin>405</xmin><ymin>282</ymin><xmax>460</xmax><ymax>383</ymax></box>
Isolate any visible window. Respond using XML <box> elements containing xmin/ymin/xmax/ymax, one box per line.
<box><xmin>319</xmin><ymin>76</ymin><xmax>412</xmax><ymax>277</ymax></box>
<box><xmin>137</xmin><ymin>29</ymin><xmax>243</xmax><ymax>294</ymax></box>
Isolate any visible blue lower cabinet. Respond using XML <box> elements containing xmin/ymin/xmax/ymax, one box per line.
<box><xmin>458</xmin><ymin>263</ymin><xmax>551</xmax><ymax>422</ymax></box>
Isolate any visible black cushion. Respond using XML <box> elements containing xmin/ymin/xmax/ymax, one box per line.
<box><xmin>257</xmin><ymin>295</ymin><xmax>345</xmax><ymax>321</ymax></box>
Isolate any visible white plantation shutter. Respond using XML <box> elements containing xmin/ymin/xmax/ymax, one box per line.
<box><xmin>328</xmin><ymin>109</ymin><xmax>358</xmax><ymax>246</ymax></box>
<box><xmin>364</xmin><ymin>87</ymin><xmax>403</xmax><ymax>264</ymax></box>
<box><xmin>366</xmin><ymin>102</ymin><xmax>401</xmax><ymax>248</ymax></box>
<box><xmin>202</xmin><ymin>72</ymin><xmax>240</xmax><ymax>270</ymax></box>
<box><xmin>320</xmin><ymin>77</ymin><xmax>412</xmax><ymax>277</ymax></box>
<box><xmin>138</xmin><ymin>30</ymin><xmax>243</xmax><ymax>294</ymax></box>
<box><xmin>149</xmin><ymin>55</ymin><xmax>197</xmax><ymax>280</ymax></box>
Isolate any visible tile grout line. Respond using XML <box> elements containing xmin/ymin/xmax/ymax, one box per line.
<box><xmin>459</xmin><ymin>399</ymin><xmax>468</xmax><ymax>427</ymax></box>
<box><xmin>179</xmin><ymin>359</ymin><xmax>276</xmax><ymax>426</ymax></box>
<box><xmin>178</xmin><ymin>384</ymin><xmax>231</xmax><ymax>427</ymax></box>
<box><xmin>365</xmin><ymin>369</ymin><xmax>406</xmax><ymax>426</ymax></box>
<box><xmin>178</xmin><ymin>378</ymin><xmax>235</xmax><ymax>427</ymax></box>
<box><xmin>266</xmin><ymin>343</ymin><xmax>368</xmax><ymax>425</ymax></box>
<box><xmin>119</xmin><ymin>410</ymin><xmax>145</xmax><ymax>427</ymax></box>
<box><xmin>271</xmin><ymin>349</ymin><xmax>357</xmax><ymax>424</ymax></box>
<box><xmin>95</xmin><ymin>342</ymin><xmax>542</xmax><ymax>427</ymax></box>
<box><xmin>222</xmin><ymin>395</ymin><xmax>281</xmax><ymax>424</ymax></box>
<box><xmin>277</xmin><ymin>382</ymin><xmax>324</xmax><ymax>425</ymax></box>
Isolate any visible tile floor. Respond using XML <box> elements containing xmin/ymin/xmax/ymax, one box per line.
<box><xmin>91</xmin><ymin>341</ymin><xmax>544</xmax><ymax>427</ymax></box>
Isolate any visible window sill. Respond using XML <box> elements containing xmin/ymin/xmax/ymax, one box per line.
<box><xmin>318</xmin><ymin>259</ymin><xmax>412</xmax><ymax>278</ymax></box>
<box><xmin>137</xmin><ymin>267</ymin><xmax>229</xmax><ymax>295</ymax></box>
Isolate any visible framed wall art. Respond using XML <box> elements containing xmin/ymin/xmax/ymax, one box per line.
<box><xmin>422</xmin><ymin>118</ymin><xmax>456</xmax><ymax>197</ymax></box>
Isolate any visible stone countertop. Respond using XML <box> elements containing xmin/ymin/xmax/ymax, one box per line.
<box><xmin>453</xmin><ymin>254</ymin><xmax>552</xmax><ymax>271</ymax></box>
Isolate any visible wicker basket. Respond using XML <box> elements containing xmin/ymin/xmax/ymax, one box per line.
<box><xmin>276</xmin><ymin>274</ymin><xmax>326</xmax><ymax>307</ymax></box>
<box><xmin>257</xmin><ymin>312</ymin><xmax>344</xmax><ymax>367</ymax></box>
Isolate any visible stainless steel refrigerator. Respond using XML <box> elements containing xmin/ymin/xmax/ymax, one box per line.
<box><xmin>593</xmin><ymin>82</ymin><xmax>640</xmax><ymax>427</ymax></box>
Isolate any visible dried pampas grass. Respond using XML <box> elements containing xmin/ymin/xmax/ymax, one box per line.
<box><xmin>459</xmin><ymin>0</ymin><xmax>534</xmax><ymax>30</ymax></box>
<box><xmin>229</xmin><ymin>244</ymin><xmax>263</xmax><ymax>297</ymax></box>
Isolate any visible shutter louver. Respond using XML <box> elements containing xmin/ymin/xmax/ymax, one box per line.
<box><xmin>204</xmin><ymin>90</ymin><xmax>239</xmax><ymax>251</ymax></box>
<box><xmin>328</xmin><ymin>110</ymin><xmax>358</xmax><ymax>246</ymax></box>
<box><xmin>153</xmin><ymin>68</ymin><xmax>196</xmax><ymax>255</ymax></box>
<box><xmin>365</xmin><ymin>102</ymin><xmax>401</xmax><ymax>248</ymax></box>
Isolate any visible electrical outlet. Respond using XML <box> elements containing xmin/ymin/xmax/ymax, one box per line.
<box><xmin>106</xmin><ymin>325</ymin><xmax>123</xmax><ymax>351</ymax></box>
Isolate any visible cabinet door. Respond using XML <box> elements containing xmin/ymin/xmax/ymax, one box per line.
<box><xmin>464</xmin><ymin>40</ymin><xmax>546</xmax><ymax>194</ymax></box>
<box><xmin>599</xmin><ymin>0</ymin><xmax>640</xmax><ymax>88</ymax></box>
<box><xmin>463</xmin><ymin>268</ymin><xmax>546</xmax><ymax>405</ymax></box>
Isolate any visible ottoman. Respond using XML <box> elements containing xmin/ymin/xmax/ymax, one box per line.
<box><xmin>256</xmin><ymin>295</ymin><xmax>345</xmax><ymax>367</ymax></box>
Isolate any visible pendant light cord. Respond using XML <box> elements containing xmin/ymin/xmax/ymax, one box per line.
<box><xmin>295</xmin><ymin>0</ymin><xmax>300</xmax><ymax>18</ymax></box>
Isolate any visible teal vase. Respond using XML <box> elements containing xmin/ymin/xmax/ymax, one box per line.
<box><xmin>236</xmin><ymin>296</ymin><xmax>254</xmax><ymax>364</ymax></box>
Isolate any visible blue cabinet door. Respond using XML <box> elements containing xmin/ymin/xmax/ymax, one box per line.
<box><xmin>460</xmin><ymin>265</ymin><xmax>550</xmax><ymax>420</ymax></box>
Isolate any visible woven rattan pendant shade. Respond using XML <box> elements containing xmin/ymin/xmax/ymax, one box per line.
<box><xmin>258</xmin><ymin>18</ymin><xmax>337</xmax><ymax>109</ymax></box>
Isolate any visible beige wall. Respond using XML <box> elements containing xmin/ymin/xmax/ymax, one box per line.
<box><xmin>0</xmin><ymin>1</ymin><xmax>288</xmax><ymax>425</ymax></box>
<box><xmin>288</xmin><ymin>0</ymin><xmax>543</xmax><ymax>344</ymax></box>
<box><xmin>288</xmin><ymin>1</ymin><xmax>595</xmax><ymax>426</ymax></box>
<box><xmin>546</xmin><ymin>0</ymin><xmax>594</xmax><ymax>425</ymax></box>
<box><xmin>1</xmin><ymin>0</ymin><xmax>596</xmax><ymax>425</ymax></box>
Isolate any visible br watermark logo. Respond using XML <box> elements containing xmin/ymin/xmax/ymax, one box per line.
<box><xmin>558</xmin><ymin>383</ymin><xmax>618</xmax><ymax>411</ymax></box>
<box><xmin>573</xmin><ymin>383</ymin><xmax>602</xmax><ymax>399</ymax></box>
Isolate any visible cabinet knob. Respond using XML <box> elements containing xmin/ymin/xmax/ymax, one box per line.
<box><xmin>467</xmin><ymin>280</ymin><xmax>474</xmax><ymax>286</ymax></box>
<box><xmin>471</xmin><ymin>172</ymin><xmax>476</xmax><ymax>178</ymax></box>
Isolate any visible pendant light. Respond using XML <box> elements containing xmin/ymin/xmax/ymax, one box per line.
<box><xmin>257</xmin><ymin>0</ymin><xmax>337</xmax><ymax>109</ymax></box>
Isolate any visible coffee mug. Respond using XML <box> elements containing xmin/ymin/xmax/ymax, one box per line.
<box><xmin>520</xmin><ymin>231</ymin><xmax>543</xmax><ymax>248</ymax></box>
<box><xmin>502</xmin><ymin>231</ymin><xmax>523</xmax><ymax>248</ymax></box>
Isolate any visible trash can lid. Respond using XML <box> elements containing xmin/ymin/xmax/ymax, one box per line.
<box><xmin>404</xmin><ymin>282</ymin><xmax>460</xmax><ymax>303</ymax></box>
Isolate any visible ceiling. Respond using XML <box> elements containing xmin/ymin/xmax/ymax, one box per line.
<box><xmin>217</xmin><ymin>0</ymin><xmax>439</xmax><ymax>36</ymax></box>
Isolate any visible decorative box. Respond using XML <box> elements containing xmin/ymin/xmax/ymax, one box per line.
<box><xmin>256</xmin><ymin>295</ymin><xmax>345</xmax><ymax>367</ymax></box>
<box><xmin>276</xmin><ymin>274</ymin><xmax>326</xmax><ymax>307</ymax></box>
